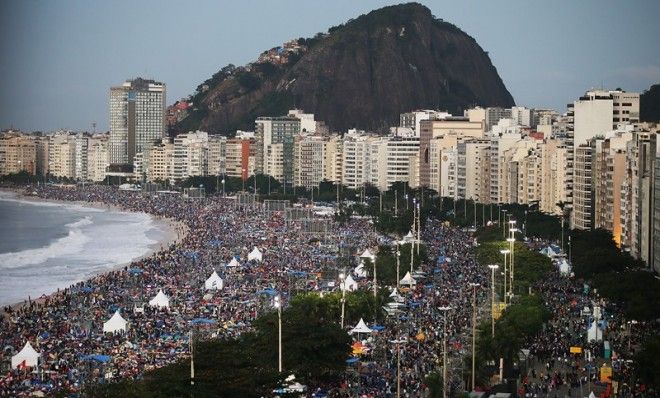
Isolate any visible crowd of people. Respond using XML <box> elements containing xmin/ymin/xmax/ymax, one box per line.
<box><xmin>0</xmin><ymin>185</ymin><xmax>655</xmax><ymax>397</ymax></box>
<box><xmin>0</xmin><ymin>185</ymin><xmax>378</xmax><ymax>396</ymax></box>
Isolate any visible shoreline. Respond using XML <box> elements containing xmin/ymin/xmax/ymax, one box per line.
<box><xmin>0</xmin><ymin>188</ymin><xmax>188</xmax><ymax>313</ymax></box>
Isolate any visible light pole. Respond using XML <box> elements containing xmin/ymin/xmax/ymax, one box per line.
<box><xmin>438</xmin><ymin>306</ymin><xmax>452</xmax><ymax>398</ymax></box>
<box><xmin>396</xmin><ymin>242</ymin><xmax>401</xmax><ymax>289</ymax></box>
<box><xmin>501</xmin><ymin>210</ymin><xmax>508</xmax><ymax>237</ymax></box>
<box><xmin>416</xmin><ymin>202</ymin><xmax>421</xmax><ymax>256</ymax></box>
<box><xmin>628</xmin><ymin>320</ymin><xmax>638</xmax><ymax>351</ymax></box>
<box><xmin>487</xmin><ymin>265</ymin><xmax>499</xmax><ymax>338</ymax></box>
<box><xmin>468</xmin><ymin>282</ymin><xmax>480</xmax><ymax>391</ymax></box>
<box><xmin>388</xmin><ymin>337</ymin><xmax>406</xmax><ymax>398</ymax></box>
<box><xmin>506</xmin><ymin>237</ymin><xmax>515</xmax><ymax>300</ymax></box>
<box><xmin>339</xmin><ymin>272</ymin><xmax>346</xmax><ymax>329</ymax></box>
<box><xmin>274</xmin><ymin>295</ymin><xmax>282</xmax><ymax>372</ymax></box>
<box><xmin>500</xmin><ymin>249</ymin><xmax>510</xmax><ymax>304</ymax></box>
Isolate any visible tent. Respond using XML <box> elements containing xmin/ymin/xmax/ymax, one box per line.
<box><xmin>11</xmin><ymin>341</ymin><xmax>40</xmax><ymax>369</ymax></box>
<box><xmin>227</xmin><ymin>257</ymin><xmax>241</xmax><ymax>267</ymax></box>
<box><xmin>587</xmin><ymin>321</ymin><xmax>603</xmax><ymax>342</ymax></box>
<box><xmin>540</xmin><ymin>246</ymin><xmax>557</xmax><ymax>257</ymax></box>
<box><xmin>558</xmin><ymin>259</ymin><xmax>571</xmax><ymax>276</ymax></box>
<box><xmin>247</xmin><ymin>247</ymin><xmax>263</xmax><ymax>262</ymax></box>
<box><xmin>204</xmin><ymin>271</ymin><xmax>224</xmax><ymax>290</ymax></box>
<box><xmin>102</xmin><ymin>311</ymin><xmax>127</xmax><ymax>334</ymax></box>
<box><xmin>399</xmin><ymin>271</ymin><xmax>416</xmax><ymax>286</ymax></box>
<box><xmin>341</xmin><ymin>275</ymin><xmax>358</xmax><ymax>292</ymax></box>
<box><xmin>350</xmin><ymin>318</ymin><xmax>372</xmax><ymax>334</ymax></box>
<box><xmin>354</xmin><ymin>263</ymin><xmax>367</xmax><ymax>278</ymax></box>
<box><xmin>148</xmin><ymin>290</ymin><xmax>170</xmax><ymax>309</ymax></box>
<box><xmin>403</xmin><ymin>231</ymin><xmax>415</xmax><ymax>242</ymax></box>
<box><xmin>359</xmin><ymin>249</ymin><xmax>376</xmax><ymax>262</ymax></box>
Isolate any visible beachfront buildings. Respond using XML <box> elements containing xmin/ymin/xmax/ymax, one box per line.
<box><xmin>109</xmin><ymin>78</ymin><xmax>166</xmax><ymax>168</ymax></box>
<box><xmin>0</xmin><ymin>131</ymin><xmax>36</xmax><ymax>175</ymax></box>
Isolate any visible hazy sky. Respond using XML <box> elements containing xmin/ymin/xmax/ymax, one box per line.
<box><xmin>1</xmin><ymin>0</ymin><xmax>659</xmax><ymax>132</ymax></box>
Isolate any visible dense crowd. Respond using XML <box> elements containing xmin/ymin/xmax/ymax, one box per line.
<box><xmin>0</xmin><ymin>185</ymin><xmax>378</xmax><ymax>396</ymax></box>
<box><xmin>0</xmin><ymin>185</ymin><xmax>655</xmax><ymax>397</ymax></box>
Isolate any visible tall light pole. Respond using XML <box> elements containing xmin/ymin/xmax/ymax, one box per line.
<box><xmin>416</xmin><ymin>201</ymin><xmax>421</xmax><ymax>256</ymax></box>
<box><xmin>339</xmin><ymin>272</ymin><xmax>346</xmax><ymax>328</ymax></box>
<box><xmin>508</xmin><ymin>222</ymin><xmax>517</xmax><ymax>299</ymax></box>
<box><xmin>190</xmin><ymin>329</ymin><xmax>195</xmax><ymax>387</ymax></box>
<box><xmin>396</xmin><ymin>242</ymin><xmax>401</xmax><ymax>289</ymax></box>
<box><xmin>438</xmin><ymin>306</ymin><xmax>452</xmax><ymax>398</ymax></box>
<box><xmin>500</xmin><ymin>249</ymin><xmax>510</xmax><ymax>305</ymax></box>
<box><xmin>468</xmin><ymin>282</ymin><xmax>480</xmax><ymax>391</ymax></box>
<box><xmin>487</xmin><ymin>265</ymin><xmax>499</xmax><ymax>338</ymax></box>
<box><xmin>274</xmin><ymin>295</ymin><xmax>282</xmax><ymax>372</ymax></box>
<box><xmin>501</xmin><ymin>210</ymin><xmax>508</xmax><ymax>237</ymax></box>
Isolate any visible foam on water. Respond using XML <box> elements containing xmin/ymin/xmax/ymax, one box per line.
<box><xmin>0</xmin><ymin>194</ymin><xmax>168</xmax><ymax>306</ymax></box>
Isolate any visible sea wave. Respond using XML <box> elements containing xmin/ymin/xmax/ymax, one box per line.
<box><xmin>0</xmin><ymin>191</ymin><xmax>103</xmax><ymax>213</ymax></box>
<box><xmin>0</xmin><ymin>216</ymin><xmax>92</xmax><ymax>268</ymax></box>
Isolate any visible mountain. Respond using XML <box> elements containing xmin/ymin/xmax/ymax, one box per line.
<box><xmin>171</xmin><ymin>2</ymin><xmax>515</xmax><ymax>135</ymax></box>
<box><xmin>640</xmin><ymin>84</ymin><xmax>660</xmax><ymax>122</ymax></box>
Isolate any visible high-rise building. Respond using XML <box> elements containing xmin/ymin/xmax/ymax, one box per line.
<box><xmin>48</xmin><ymin>132</ymin><xmax>77</xmax><ymax>179</ymax></box>
<box><xmin>571</xmin><ymin>143</ymin><xmax>594</xmax><ymax>230</ymax></box>
<box><xmin>539</xmin><ymin>139</ymin><xmax>569</xmax><ymax>215</ymax></box>
<box><xmin>172</xmin><ymin>131</ymin><xmax>209</xmax><ymax>183</ymax></box>
<box><xmin>208</xmin><ymin>135</ymin><xmax>227</xmax><ymax>177</ymax></box>
<box><xmin>400</xmin><ymin>110</ymin><xmax>451</xmax><ymax>136</ymax></box>
<box><xmin>87</xmin><ymin>134</ymin><xmax>110</xmax><ymax>182</ymax></box>
<box><xmin>419</xmin><ymin>117</ymin><xmax>485</xmax><ymax>187</ymax></box>
<box><xmin>0</xmin><ymin>132</ymin><xmax>36</xmax><ymax>175</ymax></box>
<box><xmin>293</xmin><ymin>134</ymin><xmax>326</xmax><ymax>188</ymax></box>
<box><xmin>109</xmin><ymin>78</ymin><xmax>166</xmax><ymax>167</ymax></box>
<box><xmin>457</xmin><ymin>139</ymin><xmax>490</xmax><ymax>202</ymax></box>
<box><xmin>653</xmin><ymin>154</ymin><xmax>660</xmax><ymax>274</ymax></box>
<box><xmin>255</xmin><ymin>116</ymin><xmax>300</xmax><ymax>184</ymax></box>
<box><xmin>592</xmin><ymin>130</ymin><xmax>633</xmax><ymax>246</ymax></box>
<box><xmin>621</xmin><ymin>132</ymin><xmax>656</xmax><ymax>264</ymax></box>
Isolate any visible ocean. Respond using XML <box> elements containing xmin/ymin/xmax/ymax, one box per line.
<box><xmin>0</xmin><ymin>191</ymin><xmax>171</xmax><ymax>306</ymax></box>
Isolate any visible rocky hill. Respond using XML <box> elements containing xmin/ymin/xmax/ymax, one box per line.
<box><xmin>171</xmin><ymin>2</ymin><xmax>515</xmax><ymax>135</ymax></box>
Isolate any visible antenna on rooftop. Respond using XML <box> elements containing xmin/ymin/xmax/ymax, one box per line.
<box><xmin>92</xmin><ymin>122</ymin><xmax>96</xmax><ymax>134</ymax></box>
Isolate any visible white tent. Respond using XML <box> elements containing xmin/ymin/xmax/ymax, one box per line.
<box><xmin>359</xmin><ymin>249</ymin><xmax>376</xmax><ymax>262</ymax></box>
<box><xmin>227</xmin><ymin>257</ymin><xmax>241</xmax><ymax>267</ymax></box>
<box><xmin>247</xmin><ymin>247</ymin><xmax>263</xmax><ymax>262</ymax></box>
<box><xmin>354</xmin><ymin>263</ymin><xmax>367</xmax><ymax>278</ymax></box>
<box><xmin>350</xmin><ymin>318</ymin><xmax>372</xmax><ymax>334</ymax></box>
<box><xmin>558</xmin><ymin>259</ymin><xmax>571</xmax><ymax>276</ymax></box>
<box><xmin>205</xmin><ymin>271</ymin><xmax>224</xmax><ymax>290</ymax></box>
<box><xmin>399</xmin><ymin>271</ymin><xmax>416</xmax><ymax>286</ymax></box>
<box><xmin>103</xmin><ymin>310</ymin><xmax>128</xmax><ymax>333</ymax></box>
<box><xmin>148</xmin><ymin>290</ymin><xmax>170</xmax><ymax>308</ymax></box>
<box><xmin>342</xmin><ymin>275</ymin><xmax>358</xmax><ymax>292</ymax></box>
<box><xmin>11</xmin><ymin>341</ymin><xmax>40</xmax><ymax>369</ymax></box>
<box><xmin>587</xmin><ymin>321</ymin><xmax>603</xmax><ymax>342</ymax></box>
<box><xmin>403</xmin><ymin>231</ymin><xmax>415</xmax><ymax>242</ymax></box>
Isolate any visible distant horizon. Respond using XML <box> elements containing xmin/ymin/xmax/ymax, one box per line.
<box><xmin>1</xmin><ymin>0</ymin><xmax>659</xmax><ymax>132</ymax></box>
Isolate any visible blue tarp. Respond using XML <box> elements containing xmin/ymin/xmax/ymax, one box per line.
<box><xmin>81</xmin><ymin>354</ymin><xmax>111</xmax><ymax>363</ymax></box>
<box><xmin>128</xmin><ymin>268</ymin><xmax>143</xmax><ymax>274</ymax></box>
<box><xmin>191</xmin><ymin>318</ymin><xmax>216</xmax><ymax>325</ymax></box>
<box><xmin>257</xmin><ymin>288</ymin><xmax>278</xmax><ymax>296</ymax></box>
<box><xmin>346</xmin><ymin>357</ymin><xmax>359</xmax><ymax>364</ymax></box>
<box><xmin>371</xmin><ymin>325</ymin><xmax>385</xmax><ymax>331</ymax></box>
<box><xmin>287</xmin><ymin>271</ymin><xmax>307</xmax><ymax>277</ymax></box>
<box><xmin>81</xmin><ymin>287</ymin><xmax>93</xmax><ymax>293</ymax></box>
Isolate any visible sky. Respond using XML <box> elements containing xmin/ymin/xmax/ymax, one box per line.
<box><xmin>1</xmin><ymin>0</ymin><xmax>659</xmax><ymax>132</ymax></box>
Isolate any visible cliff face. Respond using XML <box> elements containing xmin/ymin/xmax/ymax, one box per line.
<box><xmin>173</xmin><ymin>3</ymin><xmax>514</xmax><ymax>135</ymax></box>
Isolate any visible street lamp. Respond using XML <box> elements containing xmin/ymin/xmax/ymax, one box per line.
<box><xmin>438</xmin><ymin>306</ymin><xmax>452</xmax><ymax>398</ymax></box>
<box><xmin>274</xmin><ymin>295</ymin><xmax>282</xmax><ymax>372</ymax></box>
<box><xmin>506</xmin><ymin>237</ymin><xmax>515</xmax><ymax>299</ymax></box>
<box><xmin>396</xmin><ymin>242</ymin><xmax>401</xmax><ymax>290</ymax></box>
<box><xmin>468</xmin><ymin>282</ymin><xmax>481</xmax><ymax>391</ymax></box>
<box><xmin>221</xmin><ymin>178</ymin><xmax>225</xmax><ymax>197</ymax></box>
<box><xmin>339</xmin><ymin>272</ymin><xmax>346</xmax><ymax>329</ymax></box>
<box><xmin>501</xmin><ymin>210</ymin><xmax>508</xmax><ymax>237</ymax></box>
<box><xmin>499</xmin><ymin>249</ymin><xmax>510</xmax><ymax>304</ymax></box>
<box><xmin>487</xmin><ymin>265</ymin><xmax>499</xmax><ymax>338</ymax></box>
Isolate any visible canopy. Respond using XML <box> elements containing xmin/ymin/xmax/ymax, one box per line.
<box><xmin>247</xmin><ymin>247</ymin><xmax>263</xmax><ymax>262</ymax></box>
<box><xmin>587</xmin><ymin>321</ymin><xmax>603</xmax><ymax>342</ymax></box>
<box><xmin>359</xmin><ymin>249</ymin><xmax>375</xmax><ymax>261</ymax></box>
<box><xmin>148</xmin><ymin>290</ymin><xmax>170</xmax><ymax>308</ymax></box>
<box><xmin>399</xmin><ymin>271</ymin><xmax>416</xmax><ymax>286</ymax></box>
<box><xmin>102</xmin><ymin>310</ymin><xmax>127</xmax><ymax>333</ymax></box>
<box><xmin>403</xmin><ymin>231</ymin><xmax>415</xmax><ymax>242</ymax></box>
<box><xmin>191</xmin><ymin>318</ymin><xmax>216</xmax><ymax>325</ymax></box>
<box><xmin>342</xmin><ymin>275</ymin><xmax>358</xmax><ymax>292</ymax></box>
<box><xmin>204</xmin><ymin>271</ymin><xmax>224</xmax><ymax>290</ymax></box>
<box><xmin>558</xmin><ymin>259</ymin><xmax>571</xmax><ymax>276</ymax></box>
<box><xmin>354</xmin><ymin>263</ymin><xmax>367</xmax><ymax>278</ymax></box>
<box><xmin>350</xmin><ymin>318</ymin><xmax>372</xmax><ymax>334</ymax></box>
<box><xmin>11</xmin><ymin>341</ymin><xmax>40</xmax><ymax>369</ymax></box>
<box><xmin>227</xmin><ymin>257</ymin><xmax>241</xmax><ymax>267</ymax></box>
